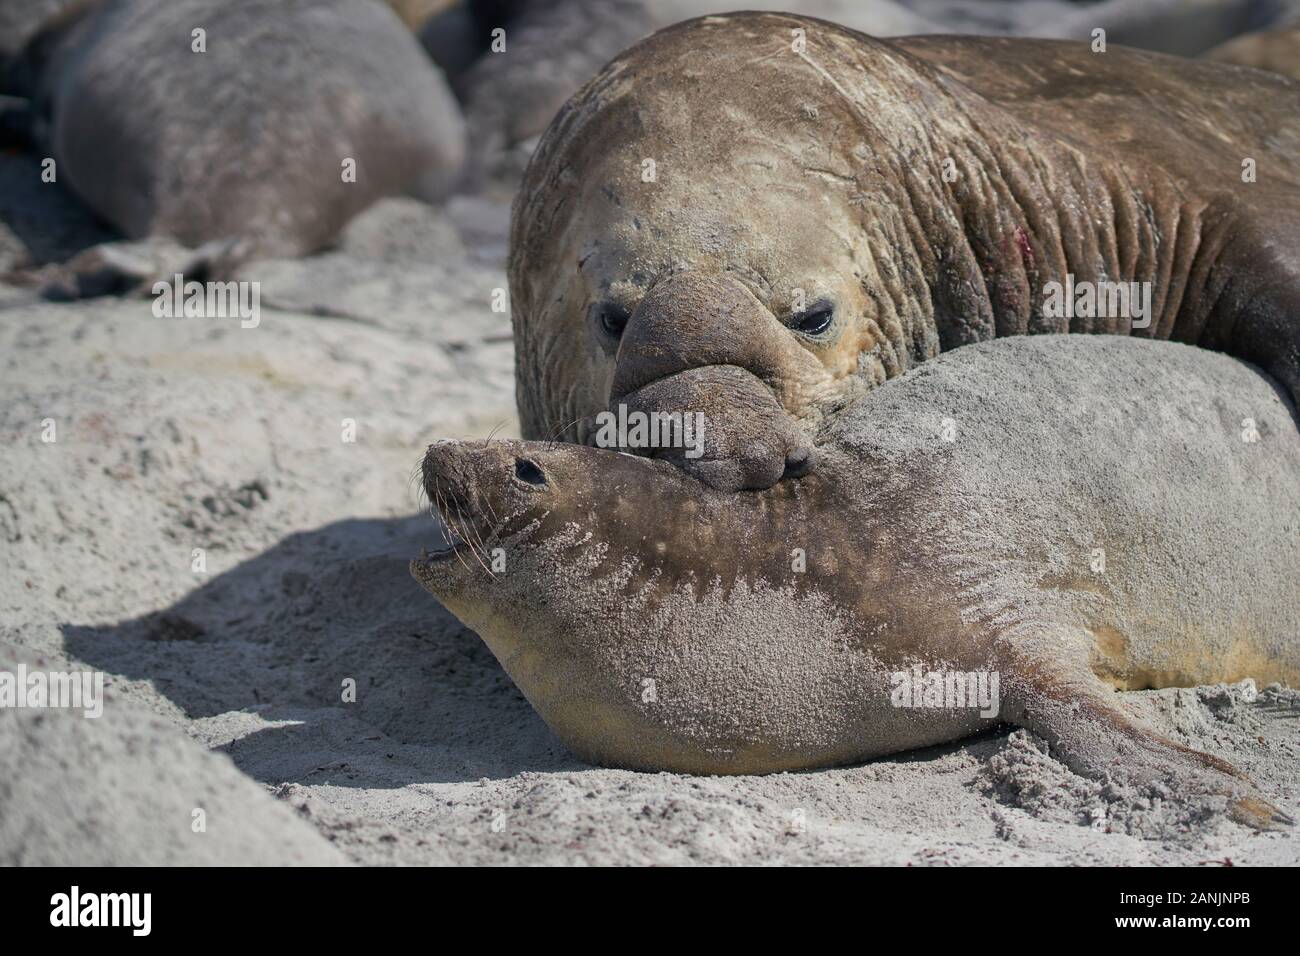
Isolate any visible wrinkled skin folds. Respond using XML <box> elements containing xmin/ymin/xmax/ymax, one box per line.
<box><xmin>508</xmin><ymin>13</ymin><xmax>1300</xmax><ymax>490</ymax></box>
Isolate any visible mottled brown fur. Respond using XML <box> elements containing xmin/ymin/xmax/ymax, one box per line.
<box><xmin>510</xmin><ymin>13</ymin><xmax>1300</xmax><ymax>489</ymax></box>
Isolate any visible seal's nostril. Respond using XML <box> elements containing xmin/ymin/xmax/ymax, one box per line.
<box><xmin>514</xmin><ymin>458</ymin><xmax>548</xmax><ymax>486</ymax></box>
<box><xmin>783</xmin><ymin>447</ymin><xmax>816</xmax><ymax>479</ymax></box>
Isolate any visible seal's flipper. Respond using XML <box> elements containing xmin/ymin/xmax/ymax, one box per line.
<box><xmin>998</xmin><ymin>629</ymin><xmax>1291</xmax><ymax>831</ymax></box>
<box><xmin>41</xmin><ymin>237</ymin><xmax>250</xmax><ymax>300</ymax></box>
<box><xmin>1201</xmin><ymin>211</ymin><xmax>1300</xmax><ymax>410</ymax></box>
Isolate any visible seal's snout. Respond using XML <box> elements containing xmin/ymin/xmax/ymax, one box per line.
<box><xmin>421</xmin><ymin>439</ymin><xmax>481</xmax><ymax>503</ymax></box>
<box><xmin>611</xmin><ymin>363</ymin><xmax>820</xmax><ymax>492</ymax></box>
<box><xmin>418</xmin><ymin>439</ymin><xmax>530</xmax><ymax>575</ymax></box>
<box><xmin>602</xmin><ymin>271</ymin><xmax>825</xmax><ymax>491</ymax></box>
<box><xmin>420</xmin><ymin>438</ymin><xmax>507</xmax><ymax>532</ymax></box>
<box><xmin>422</xmin><ymin>440</ymin><xmax>551</xmax><ymax>500</ymax></box>
<box><xmin>609</xmin><ymin>272</ymin><xmax>789</xmax><ymax>399</ymax></box>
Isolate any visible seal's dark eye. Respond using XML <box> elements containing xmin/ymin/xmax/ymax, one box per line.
<box><xmin>792</xmin><ymin>301</ymin><xmax>835</xmax><ymax>336</ymax></box>
<box><xmin>590</xmin><ymin>301</ymin><xmax>630</xmax><ymax>340</ymax></box>
<box><xmin>514</xmin><ymin>458</ymin><xmax>547</xmax><ymax>486</ymax></box>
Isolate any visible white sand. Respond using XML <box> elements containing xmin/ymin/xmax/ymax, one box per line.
<box><xmin>1</xmin><ymin>195</ymin><xmax>1296</xmax><ymax>864</ymax></box>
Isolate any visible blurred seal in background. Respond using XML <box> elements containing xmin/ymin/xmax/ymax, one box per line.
<box><xmin>6</xmin><ymin>0</ymin><xmax>465</xmax><ymax>287</ymax></box>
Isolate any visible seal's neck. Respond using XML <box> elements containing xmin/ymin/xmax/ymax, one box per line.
<box><xmin>850</xmin><ymin>49</ymin><xmax>1198</xmax><ymax>363</ymax></box>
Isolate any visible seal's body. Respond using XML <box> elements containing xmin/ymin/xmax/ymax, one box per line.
<box><xmin>414</xmin><ymin>335</ymin><xmax>1299</xmax><ymax>827</ymax></box>
<box><xmin>26</xmin><ymin>0</ymin><xmax>465</xmax><ymax>265</ymax></box>
<box><xmin>509</xmin><ymin>13</ymin><xmax>1300</xmax><ymax>489</ymax></box>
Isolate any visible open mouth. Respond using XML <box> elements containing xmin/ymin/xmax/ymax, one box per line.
<box><xmin>418</xmin><ymin>493</ymin><xmax>503</xmax><ymax>577</ymax></box>
<box><xmin>418</xmin><ymin>520</ymin><xmax>463</xmax><ymax>563</ymax></box>
<box><xmin>418</xmin><ymin>538</ymin><xmax>460</xmax><ymax>561</ymax></box>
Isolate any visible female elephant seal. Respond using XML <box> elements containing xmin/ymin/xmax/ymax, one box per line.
<box><xmin>509</xmin><ymin>12</ymin><xmax>1300</xmax><ymax>490</ymax></box>
<box><xmin>16</xmin><ymin>0</ymin><xmax>464</xmax><ymax>281</ymax></box>
<box><xmin>414</xmin><ymin>335</ymin><xmax>1299</xmax><ymax>829</ymax></box>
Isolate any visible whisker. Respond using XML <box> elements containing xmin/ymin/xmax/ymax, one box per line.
<box><xmin>407</xmin><ymin>461</ymin><xmax>429</xmax><ymax>510</ymax></box>
<box><xmin>466</xmin><ymin>511</ymin><xmax>496</xmax><ymax>579</ymax></box>
<box><xmin>543</xmin><ymin>413</ymin><xmax>596</xmax><ymax>449</ymax></box>
<box><xmin>422</xmin><ymin>451</ymin><xmax>500</xmax><ymax>581</ymax></box>
<box><xmin>454</xmin><ymin>499</ymin><xmax>494</xmax><ymax>578</ymax></box>
<box><xmin>445</xmin><ymin>501</ymin><xmax>475</xmax><ymax>573</ymax></box>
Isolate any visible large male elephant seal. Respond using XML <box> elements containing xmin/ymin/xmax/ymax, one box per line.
<box><xmin>509</xmin><ymin>13</ymin><xmax>1300</xmax><ymax>490</ymax></box>
<box><xmin>414</xmin><ymin>335</ymin><xmax>1300</xmax><ymax>829</ymax></box>
<box><xmin>12</xmin><ymin>0</ymin><xmax>465</xmax><ymax>281</ymax></box>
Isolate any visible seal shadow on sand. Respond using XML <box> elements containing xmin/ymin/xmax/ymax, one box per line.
<box><xmin>61</xmin><ymin>510</ymin><xmax>1021</xmax><ymax>795</ymax></box>
<box><xmin>63</xmin><ymin>515</ymin><xmax>585</xmax><ymax>788</ymax></box>
<box><xmin>0</xmin><ymin>153</ymin><xmax>118</xmax><ymax>269</ymax></box>
<box><xmin>60</xmin><ymin>468</ymin><xmax>1298</xmax><ymax>806</ymax></box>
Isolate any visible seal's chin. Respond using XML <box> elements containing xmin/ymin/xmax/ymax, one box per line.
<box><xmin>409</xmin><ymin>548</ymin><xmax>455</xmax><ymax>593</ymax></box>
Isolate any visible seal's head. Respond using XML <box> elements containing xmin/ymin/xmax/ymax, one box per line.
<box><xmin>509</xmin><ymin>13</ymin><xmax>965</xmax><ymax>491</ymax></box>
<box><xmin>410</xmin><ymin>436</ymin><xmax>966</xmax><ymax>774</ymax></box>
